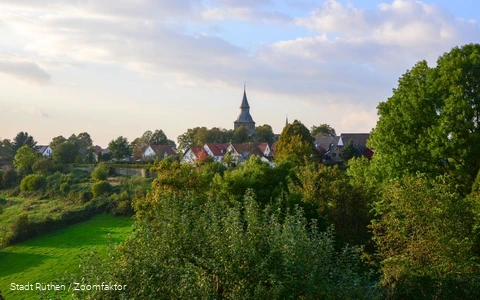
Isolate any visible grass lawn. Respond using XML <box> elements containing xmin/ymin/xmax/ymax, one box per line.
<box><xmin>0</xmin><ymin>214</ymin><xmax>133</xmax><ymax>300</ymax></box>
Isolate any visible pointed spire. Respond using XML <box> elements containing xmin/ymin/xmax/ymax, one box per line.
<box><xmin>286</xmin><ymin>114</ymin><xmax>289</xmax><ymax>126</ymax></box>
<box><xmin>240</xmin><ymin>84</ymin><xmax>250</xmax><ymax>109</ymax></box>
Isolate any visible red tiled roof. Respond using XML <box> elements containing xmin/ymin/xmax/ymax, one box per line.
<box><xmin>191</xmin><ymin>146</ymin><xmax>209</xmax><ymax>161</ymax></box>
<box><xmin>258</xmin><ymin>142</ymin><xmax>269</xmax><ymax>153</ymax></box>
<box><xmin>230</xmin><ymin>143</ymin><xmax>264</xmax><ymax>157</ymax></box>
<box><xmin>205</xmin><ymin>143</ymin><xmax>230</xmax><ymax>157</ymax></box>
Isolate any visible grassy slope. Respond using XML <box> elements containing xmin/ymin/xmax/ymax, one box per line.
<box><xmin>0</xmin><ymin>214</ymin><xmax>133</xmax><ymax>300</ymax></box>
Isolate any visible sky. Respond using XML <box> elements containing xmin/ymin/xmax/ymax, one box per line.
<box><xmin>1</xmin><ymin>0</ymin><xmax>480</xmax><ymax>147</ymax></box>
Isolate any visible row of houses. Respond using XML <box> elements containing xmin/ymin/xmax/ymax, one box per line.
<box><xmin>314</xmin><ymin>133</ymin><xmax>373</xmax><ymax>162</ymax></box>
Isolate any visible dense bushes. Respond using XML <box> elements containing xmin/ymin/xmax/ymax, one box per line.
<box><xmin>77</xmin><ymin>191</ymin><xmax>380</xmax><ymax>299</ymax></box>
<box><xmin>20</xmin><ymin>174</ymin><xmax>46</xmax><ymax>192</ymax></box>
<box><xmin>2</xmin><ymin>169</ymin><xmax>18</xmax><ymax>188</ymax></box>
<box><xmin>91</xmin><ymin>181</ymin><xmax>111</xmax><ymax>198</ymax></box>
<box><xmin>91</xmin><ymin>163</ymin><xmax>109</xmax><ymax>181</ymax></box>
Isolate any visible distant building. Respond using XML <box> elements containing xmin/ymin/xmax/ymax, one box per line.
<box><xmin>35</xmin><ymin>145</ymin><xmax>52</xmax><ymax>158</ymax></box>
<box><xmin>144</xmin><ymin>145</ymin><xmax>177</xmax><ymax>160</ymax></box>
<box><xmin>234</xmin><ymin>86</ymin><xmax>255</xmax><ymax>135</ymax></box>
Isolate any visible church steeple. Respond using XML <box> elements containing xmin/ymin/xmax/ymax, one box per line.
<box><xmin>234</xmin><ymin>84</ymin><xmax>255</xmax><ymax>135</ymax></box>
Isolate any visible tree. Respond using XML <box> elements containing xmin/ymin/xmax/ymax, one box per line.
<box><xmin>340</xmin><ymin>140</ymin><xmax>359</xmax><ymax>161</ymax></box>
<box><xmin>254</xmin><ymin>124</ymin><xmax>274</xmax><ymax>145</ymax></box>
<box><xmin>177</xmin><ymin>127</ymin><xmax>234</xmax><ymax>152</ymax></box>
<box><xmin>311</xmin><ymin>124</ymin><xmax>336</xmax><ymax>137</ymax></box>
<box><xmin>13</xmin><ymin>145</ymin><xmax>38</xmax><ymax>176</ymax></box>
<box><xmin>12</xmin><ymin>132</ymin><xmax>37</xmax><ymax>151</ymax></box>
<box><xmin>77</xmin><ymin>132</ymin><xmax>93</xmax><ymax>150</ymax></box>
<box><xmin>108</xmin><ymin>136</ymin><xmax>131</xmax><ymax>161</ymax></box>
<box><xmin>0</xmin><ymin>139</ymin><xmax>15</xmax><ymax>163</ymax></box>
<box><xmin>52</xmin><ymin>142</ymin><xmax>79</xmax><ymax>163</ymax></box>
<box><xmin>369</xmin><ymin>44</ymin><xmax>480</xmax><ymax>194</ymax></box>
<box><xmin>150</xmin><ymin>129</ymin><xmax>168</xmax><ymax>145</ymax></box>
<box><xmin>275</xmin><ymin>119</ymin><xmax>315</xmax><ymax>164</ymax></box>
<box><xmin>49</xmin><ymin>135</ymin><xmax>67</xmax><ymax>152</ymax></box>
<box><xmin>233</xmin><ymin>126</ymin><xmax>250</xmax><ymax>143</ymax></box>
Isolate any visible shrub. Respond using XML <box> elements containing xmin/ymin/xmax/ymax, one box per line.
<box><xmin>0</xmin><ymin>170</ymin><xmax>3</xmax><ymax>189</ymax></box>
<box><xmin>2</xmin><ymin>169</ymin><xmax>18</xmax><ymax>188</ymax></box>
<box><xmin>91</xmin><ymin>181</ymin><xmax>111</xmax><ymax>198</ymax></box>
<box><xmin>59</xmin><ymin>182</ymin><xmax>70</xmax><ymax>194</ymax></box>
<box><xmin>32</xmin><ymin>157</ymin><xmax>52</xmax><ymax>175</ymax></box>
<box><xmin>78</xmin><ymin>191</ymin><xmax>93</xmax><ymax>203</ymax></box>
<box><xmin>92</xmin><ymin>163</ymin><xmax>109</xmax><ymax>181</ymax></box>
<box><xmin>20</xmin><ymin>174</ymin><xmax>46</xmax><ymax>192</ymax></box>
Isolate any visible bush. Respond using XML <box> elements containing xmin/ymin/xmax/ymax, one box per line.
<box><xmin>78</xmin><ymin>191</ymin><xmax>93</xmax><ymax>203</ymax></box>
<box><xmin>2</xmin><ymin>169</ymin><xmax>18</xmax><ymax>188</ymax></box>
<box><xmin>91</xmin><ymin>181</ymin><xmax>111</xmax><ymax>198</ymax></box>
<box><xmin>92</xmin><ymin>163</ymin><xmax>109</xmax><ymax>181</ymax></box>
<box><xmin>20</xmin><ymin>174</ymin><xmax>46</xmax><ymax>192</ymax></box>
<box><xmin>59</xmin><ymin>182</ymin><xmax>70</xmax><ymax>194</ymax></box>
<box><xmin>32</xmin><ymin>158</ymin><xmax>52</xmax><ymax>175</ymax></box>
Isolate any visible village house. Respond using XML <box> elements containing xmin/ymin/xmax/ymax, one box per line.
<box><xmin>35</xmin><ymin>145</ymin><xmax>52</xmax><ymax>158</ymax></box>
<box><xmin>144</xmin><ymin>145</ymin><xmax>177</xmax><ymax>160</ymax></box>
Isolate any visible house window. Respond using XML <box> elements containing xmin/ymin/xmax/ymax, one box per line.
<box><xmin>332</xmin><ymin>153</ymin><xmax>336</xmax><ymax>158</ymax></box>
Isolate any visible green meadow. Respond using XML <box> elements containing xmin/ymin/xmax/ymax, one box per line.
<box><xmin>0</xmin><ymin>214</ymin><xmax>133</xmax><ymax>300</ymax></box>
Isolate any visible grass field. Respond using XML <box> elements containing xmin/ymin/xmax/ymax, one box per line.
<box><xmin>0</xmin><ymin>214</ymin><xmax>133</xmax><ymax>300</ymax></box>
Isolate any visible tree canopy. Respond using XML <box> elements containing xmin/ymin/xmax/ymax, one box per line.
<box><xmin>369</xmin><ymin>43</ymin><xmax>480</xmax><ymax>194</ymax></box>
<box><xmin>311</xmin><ymin>124</ymin><xmax>336</xmax><ymax>137</ymax></box>
<box><xmin>108</xmin><ymin>136</ymin><xmax>131</xmax><ymax>161</ymax></box>
<box><xmin>275</xmin><ymin>120</ymin><xmax>315</xmax><ymax>164</ymax></box>
<box><xmin>254</xmin><ymin>124</ymin><xmax>275</xmax><ymax>145</ymax></box>
<box><xmin>12</xmin><ymin>132</ymin><xmax>36</xmax><ymax>151</ymax></box>
<box><xmin>13</xmin><ymin>145</ymin><xmax>39</xmax><ymax>176</ymax></box>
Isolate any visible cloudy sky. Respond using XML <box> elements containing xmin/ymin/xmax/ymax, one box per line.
<box><xmin>1</xmin><ymin>0</ymin><xmax>479</xmax><ymax>147</ymax></box>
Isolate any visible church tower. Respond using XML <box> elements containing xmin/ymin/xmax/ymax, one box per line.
<box><xmin>234</xmin><ymin>85</ymin><xmax>255</xmax><ymax>135</ymax></box>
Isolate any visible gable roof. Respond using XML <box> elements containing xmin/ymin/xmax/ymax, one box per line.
<box><xmin>229</xmin><ymin>143</ymin><xmax>264</xmax><ymax>158</ymax></box>
<box><xmin>149</xmin><ymin>145</ymin><xmax>177</xmax><ymax>156</ymax></box>
<box><xmin>190</xmin><ymin>146</ymin><xmax>209</xmax><ymax>160</ymax></box>
<box><xmin>34</xmin><ymin>145</ymin><xmax>50</xmax><ymax>154</ymax></box>
<box><xmin>258</xmin><ymin>142</ymin><xmax>270</xmax><ymax>153</ymax></box>
<box><xmin>314</xmin><ymin>136</ymin><xmax>340</xmax><ymax>151</ymax></box>
<box><xmin>339</xmin><ymin>133</ymin><xmax>370</xmax><ymax>147</ymax></box>
<box><xmin>204</xmin><ymin>143</ymin><xmax>230</xmax><ymax>157</ymax></box>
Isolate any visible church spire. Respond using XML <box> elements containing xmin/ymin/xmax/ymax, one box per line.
<box><xmin>234</xmin><ymin>83</ymin><xmax>255</xmax><ymax>134</ymax></box>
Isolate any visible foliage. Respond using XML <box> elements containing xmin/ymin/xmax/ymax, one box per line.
<box><xmin>12</xmin><ymin>131</ymin><xmax>37</xmax><ymax>151</ymax></box>
<box><xmin>108</xmin><ymin>136</ymin><xmax>131</xmax><ymax>161</ymax></box>
<box><xmin>92</xmin><ymin>163</ymin><xmax>109</xmax><ymax>181</ymax></box>
<box><xmin>52</xmin><ymin>141</ymin><xmax>79</xmax><ymax>164</ymax></box>
<box><xmin>2</xmin><ymin>169</ymin><xmax>18</xmax><ymax>188</ymax></box>
<box><xmin>91</xmin><ymin>180</ymin><xmax>112</xmax><ymax>198</ymax></box>
<box><xmin>20</xmin><ymin>174</ymin><xmax>46</xmax><ymax>192</ymax></box>
<box><xmin>0</xmin><ymin>139</ymin><xmax>15</xmax><ymax>163</ymax></box>
<box><xmin>78</xmin><ymin>191</ymin><xmax>379</xmax><ymax>299</ymax></box>
<box><xmin>13</xmin><ymin>145</ymin><xmax>39</xmax><ymax>176</ymax></box>
<box><xmin>340</xmin><ymin>140</ymin><xmax>360</xmax><ymax>161</ymax></box>
<box><xmin>372</xmin><ymin>174</ymin><xmax>480</xmax><ymax>299</ymax></box>
<box><xmin>32</xmin><ymin>157</ymin><xmax>52</xmax><ymax>175</ymax></box>
<box><xmin>232</xmin><ymin>125</ymin><xmax>251</xmax><ymax>143</ymax></box>
<box><xmin>77</xmin><ymin>132</ymin><xmax>93</xmax><ymax>149</ymax></box>
<box><xmin>275</xmin><ymin>119</ymin><xmax>316</xmax><ymax>165</ymax></box>
<box><xmin>177</xmin><ymin>127</ymin><xmax>233</xmax><ymax>152</ymax></box>
<box><xmin>254</xmin><ymin>124</ymin><xmax>275</xmax><ymax>145</ymax></box>
<box><xmin>369</xmin><ymin>44</ymin><xmax>480</xmax><ymax>194</ymax></box>
<box><xmin>311</xmin><ymin>123</ymin><xmax>336</xmax><ymax>137</ymax></box>
<box><xmin>49</xmin><ymin>135</ymin><xmax>67</xmax><ymax>152</ymax></box>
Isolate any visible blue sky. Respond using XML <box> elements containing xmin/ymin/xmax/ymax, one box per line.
<box><xmin>1</xmin><ymin>0</ymin><xmax>480</xmax><ymax>146</ymax></box>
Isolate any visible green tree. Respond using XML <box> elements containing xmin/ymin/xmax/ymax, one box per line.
<box><xmin>233</xmin><ymin>126</ymin><xmax>250</xmax><ymax>143</ymax></box>
<box><xmin>254</xmin><ymin>124</ymin><xmax>274</xmax><ymax>144</ymax></box>
<box><xmin>177</xmin><ymin>127</ymin><xmax>233</xmax><ymax>152</ymax></box>
<box><xmin>0</xmin><ymin>139</ymin><xmax>15</xmax><ymax>163</ymax></box>
<box><xmin>108</xmin><ymin>136</ymin><xmax>131</xmax><ymax>161</ymax></box>
<box><xmin>340</xmin><ymin>140</ymin><xmax>359</xmax><ymax>161</ymax></box>
<box><xmin>369</xmin><ymin>44</ymin><xmax>480</xmax><ymax>194</ymax></box>
<box><xmin>275</xmin><ymin>120</ymin><xmax>315</xmax><ymax>165</ymax></box>
<box><xmin>77</xmin><ymin>132</ymin><xmax>93</xmax><ymax>150</ymax></box>
<box><xmin>311</xmin><ymin>124</ymin><xmax>336</xmax><ymax>137</ymax></box>
<box><xmin>13</xmin><ymin>145</ymin><xmax>39</xmax><ymax>176</ymax></box>
<box><xmin>49</xmin><ymin>135</ymin><xmax>67</xmax><ymax>152</ymax></box>
<box><xmin>372</xmin><ymin>174</ymin><xmax>480</xmax><ymax>299</ymax></box>
<box><xmin>12</xmin><ymin>132</ymin><xmax>37</xmax><ymax>152</ymax></box>
<box><xmin>52</xmin><ymin>142</ymin><xmax>79</xmax><ymax>163</ymax></box>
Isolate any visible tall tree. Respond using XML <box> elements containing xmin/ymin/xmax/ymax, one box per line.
<box><xmin>108</xmin><ymin>136</ymin><xmax>131</xmax><ymax>161</ymax></box>
<box><xmin>49</xmin><ymin>135</ymin><xmax>67</xmax><ymax>152</ymax></box>
<box><xmin>310</xmin><ymin>124</ymin><xmax>336</xmax><ymax>137</ymax></box>
<box><xmin>233</xmin><ymin>126</ymin><xmax>250</xmax><ymax>143</ymax></box>
<box><xmin>275</xmin><ymin>120</ymin><xmax>315</xmax><ymax>164</ymax></box>
<box><xmin>13</xmin><ymin>145</ymin><xmax>39</xmax><ymax>176</ymax></box>
<box><xmin>150</xmin><ymin>129</ymin><xmax>168</xmax><ymax>145</ymax></box>
<box><xmin>77</xmin><ymin>132</ymin><xmax>93</xmax><ymax>150</ymax></box>
<box><xmin>254</xmin><ymin>124</ymin><xmax>274</xmax><ymax>145</ymax></box>
<box><xmin>12</xmin><ymin>132</ymin><xmax>37</xmax><ymax>151</ymax></box>
<box><xmin>52</xmin><ymin>142</ymin><xmax>79</xmax><ymax>163</ymax></box>
<box><xmin>0</xmin><ymin>139</ymin><xmax>15</xmax><ymax>163</ymax></box>
<box><xmin>369</xmin><ymin>44</ymin><xmax>480</xmax><ymax>194</ymax></box>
